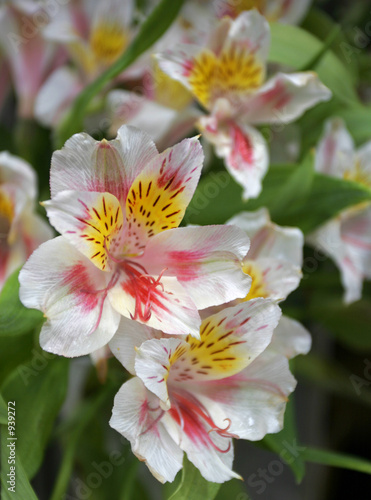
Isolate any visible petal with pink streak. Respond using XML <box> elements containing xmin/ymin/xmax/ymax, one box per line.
<box><xmin>241</xmin><ymin>72</ymin><xmax>332</xmax><ymax>125</ymax></box>
<box><xmin>108</xmin><ymin>272</ymin><xmax>201</xmax><ymax>337</ymax></box>
<box><xmin>194</xmin><ymin>350</ymin><xmax>296</xmax><ymax>442</ymax></box>
<box><xmin>50</xmin><ymin>125</ymin><xmax>158</xmax><ymax>206</ymax></box>
<box><xmin>110</xmin><ymin>377</ymin><xmax>183</xmax><ymax>483</ymax></box>
<box><xmin>139</xmin><ymin>225</ymin><xmax>251</xmax><ymax>309</ymax></box>
<box><xmin>314</xmin><ymin>118</ymin><xmax>355</xmax><ymax>177</ymax></box>
<box><xmin>19</xmin><ymin>237</ymin><xmax>121</xmax><ymax>357</ymax></box>
<box><xmin>44</xmin><ymin>190</ymin><xmax>124</xmax><ymax>272</ymax></box>
<box><xmin>227</xmin><ymin>208</ymin><xmax>304</xmax><ymax>267</ymax></box>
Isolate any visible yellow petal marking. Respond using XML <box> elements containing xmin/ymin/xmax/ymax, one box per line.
<box><xmin>90</xmin><ymin>21</ymin><xmax>128</xmax><ymax>65</ymax></box>
<box><xmin>170</xmin><ymin>311</ymin><xmax>254</xmax><ymax>382</ymax></box>
<box><xmin>344</xmin><ymin>159</ymin><xmax>371</xmax><ymax>189</ymax></box>
<box><xmin>77</xmin><ymin>193</ymin><xmax>123</xmax><ymax>271</ymax></box>
<box><xmin>152</xmin><ymin>59</ymin><xmax>193</xmax><ymax>111</ymax></box>
<box><xmin>241</xmin><ymin>260</ymin><xmax>268</xmax><ymax>301</ymax></box>
<box><xmin>188</xmin><ymin>46</ymin><xmax>264</xmax><ymax>108</ymax></box>
<box><xmin>0</xmin><ymin>188</ymin><xmax>13</xmax><ymax>242</ymax></box>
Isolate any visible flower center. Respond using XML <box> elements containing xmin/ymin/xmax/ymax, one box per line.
<box><xmin>188</xmin><ymin>47</ymin><xmax>264</xmax><ymax>108</ymax></box>
<box><xmin>0</xmin><ymin>189</ymin><xmax>13</xmax><ymax>242</ymax></box>
<box><xmin>344</xmin><ymin>159</ymin><xmax>371</xmax><ymax>189</ymax></box>
<box><xmin>242</xmin><ymin>260</ymin><xmax>268</xmax><ymax>300</ymax></box>
<box><xmin>90</xmin><ymin>21</ymin><xmax>128</xmax><ymax>65</ymax></box>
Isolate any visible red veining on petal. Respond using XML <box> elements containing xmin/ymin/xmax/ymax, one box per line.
<box><xmin>230</xmin><ymin>124</ymin><xmax>253</xmax><ymax>170</ymax></box>
<box><xmin>168</xmin><ymin>391</ymin><xmax>238</xmax><ymax>453</ymax></box>
<box><xmin>62</xmin><ymin>263</ymin><xmax>100</xmax><ymax>312</ymax></box>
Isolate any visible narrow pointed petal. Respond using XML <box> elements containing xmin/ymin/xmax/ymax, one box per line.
<box><xmin>19</xmin><ymin>237</ymin><xmax>120</xmax><ymax>357</ymax></box>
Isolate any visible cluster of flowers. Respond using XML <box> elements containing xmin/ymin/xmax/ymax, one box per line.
<box><xmin>0</xmin><ymin>0</ymin><xmax>370</xmax><ymax>484</ymax></box>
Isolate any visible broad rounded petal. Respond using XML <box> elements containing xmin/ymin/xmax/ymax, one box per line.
<box><xmin>199</xmin><ymin>111</ymin><xmax>269</xmax><ymax>200</ymax></box>
<box><xmin>341</xmin><ymin>205</ymin><xmax>371</xmax><ymax>281</ymax></box>
<box><xmin>170</xmin><ymin>298</ymin><xmax>281</xmax><ymax>382</ymax></box>
<box><xmin>315</xmin><ymin>118</ymin><xmax>355</xmax><ymax>177</ymax></box>
<box><xmin>136</xmin><ymin>337</ymin><xmax>189</xmax><ymax>409</ymax></box>
<box><xmin>34</xmin><ymin>67</ymin><xmax>82</xmax><ymax>127</ymax></box>
<box><xmin>19</xmin><ymin>237</ymin><xmax>121</xmax><ymax>357</ymax></box>
<box><xmin>110</xmin><ymin>377</ymin><xmax>183</xmax><ymax>483</ymax></box>
<box><xmin>269</xmin><ymin>315</ymin><xmax>312</xmax><ymax>358</ymax></box>
<box><xmin>139</xmin><ymin>225</ymin><xmax>251</xmax><ymax>309</ymax></box>
<box><xmin>195</xmin><ymin>350</ymin><xmax>296</xmax><ymax>441</ymax></box>
<box><xmin>50</xmin><ymin>125</ymin><xmax>158</xmax><ymax>205</ymax></box>
<box><xmin>108</xmin><ymin>273</ymin><xmax>201</xmax><ymax>337</ymax></box>
<box><xmin>124</xmin><ymin>136</ymin><xmax>203</xmax><ymax>251</ymax></box>
<box><xmin>224</xmin><ymin>10</ymin><xmax>270</xmax><ymax>68</ymax></box>
<box><xmin>243</xmin><ymin>257</ymin><xmax>302</xmax><ymax>301</ymax></box>
<box><xmin>0</xmin><ymin>151</ymin><xmax>37</xmax><ymax>202</ymax></box>
<box><xmin>109</xmin><ymin>317</ymin><xmax>159</xmax><ymax>375</ymax></box>
<box><xmin>242</xmin><ymin>72</ymin><xmax>332</xmax><ymax>125</ymax></box>
<box><xmin>227</xmin><ymin>208</ymin><xmax>304</xmax><ymax>266</ymax></box>
<box><xmin>44</xmin><ymin>190</ymin><xmax>124</xmax><ymax>272</ymax></box>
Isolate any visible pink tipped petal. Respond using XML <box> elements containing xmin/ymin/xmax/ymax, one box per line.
<box><xmin>135</xmin><ymin>337</ymin><xmax>189</xmax><ymax>409</ymax></box>
<box><xmin>269</xmin><ymin>315</ymin><xmax>312</xmax><ymax>359</ymax></box>
<box><xmin>156</xmin><ymin>44</ymin><xmax>202</xmax><ymax>93</ymax></box>
<box><xmin>227</xmin><ymin>208</ymin><xmax>304</xmax><ymax>267</ymax></box>
<box><xmin>19</xmin><ymin>237</ymin><xmax>121</xmax><ymax>357</ymax></box>
<box><xmin>110</xmin><ymin>377</ymin><xmax>183</xmax><ymax>483</ymax></box>
<box><xmin>108</xmin><ymin>274</ymin><xmax>201</xmax><ymax>337</ymax></box>
<box><xmin>271</xmin><ymin>0</ymin><xmax>312</xmax><ymax>24</ymax></box>
<box><xmin>43</xmin><ymin>190</ymin><xmax>124</xmax><ymax>272</ymax></box>
<box><xmin>50</xmin><ymin>125</ymin><xmax>158</xmax><ymax>205</ymax></box>
<box><xmin>140</xmin><ymin>225</ymin><xmax>251</xmax><ymax>309</ymax></box>
<box><xmin>315</xmin><ymin>118</ymin><xmax>355</xmax><ymax>177</ymax></box>
<box><xmin>109</xmin><ymin>317</ymin><xmax>158</xmax><ymax>375</ymax></box>
<box><xmin>242</xmin><ymin>72</ymin><xmax>332</xmax><ymax>125</ymax></box>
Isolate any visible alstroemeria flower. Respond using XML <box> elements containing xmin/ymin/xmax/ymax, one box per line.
<box><xmin>109</xmin><ymin>297</ymin><xmax>305</xmax><ymax>483</ymax></box>
<box><xmin>35</xmin><ymin>0</ymin><xmax>135</xmax><ymax>127</ymax></box>
<box><xmin>0</xmin><ymin>152</ymin><xmax>53</xmax><ymax>290</ymax></box>
<box><xmin>156</xmin><ymin>11</ymin><xmax>331</xmax><ymax>199</ymax></box>
<box><xmin>0</xmin><ymin>1</ymin><xmax>66</xmax><ymax>118</ymax></box>
<box><xmin>227</xmin><ymin>208</ymin><xmax>303</xmax><ymax>302</ymax></box>
<box><xmin>307</xmin><ymin>118</ymin><xmax>371</xmax><ymax>303</ymax></box>
<box><xmin>214</xmin><ymin>0</ymin><xmax>311</xmax><ymax>24</ymax></box>
<box><xmin>19</xmin><ymin>125</ymin><xmax>251</xmax><ymax>357</ymax></box>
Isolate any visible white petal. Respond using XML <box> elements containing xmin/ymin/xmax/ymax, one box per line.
<box><xmin>269</xmin><ymin>315</ymin><xmax>312</xmax><ymax>358</ymax></box>
<box><xmin>315</xmin><ymin>118</ymin><xmax>355</xmax><ymax>177</ymax></box>
<box><xmin>227</xmin><ymin>208</ymin><xmax>304</xmax><ymax>266</ymax></box>
<box><xmin>266</xmin><ymin>0</ymin><xmax>311</xmax><ymax>24</ymax></box>
<box><xmin>242</xmin><ymin>72</ymin><xmax>332</xmax><ymax>125</ymax></box>
<box><xmin>19</xmin><ymin>237</ymin><xmax>121</xmax><ymax>357</ymax></box>
<box><xmin>0</xmin><ymin>151</ymin><xmax>37</xmax><ymax>203</ymax></box>
<box><xmin>34</xmin><ymin>67</ymin><xmax>82</xmax><ymax>127</ymax></box>
<box><xmin>109</xmin><ymin>317</ymin><xmax>159</xmax><ymax>375</ymax></box>
<box><xmin>140</xmin><ymin>225</ymin><xmax>251</xmax><ymax>309</ymax></box>
<box><xmin>50</xmin><ymin>125</ymin><xmax>158</xmax><ymax>206</ymax></box>
<box><xmin>110</xmin><ymin>377</ymin><xmax>183</xmax><ymax>483</ymax></box>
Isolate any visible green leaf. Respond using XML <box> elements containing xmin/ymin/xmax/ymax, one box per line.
<box><xmin>55</xmin><ymin>0</ymin><xmax>185</xmax><ymax>147</ymax></box>
<box><xmin>185</xmin><ymin>163</ymin><xmax>371</xmax><ymax>234</ymax></box>
<box><xmin>301</xmin><ymin>447</ymin><xmax>371</xmax><ymax>475</ymax></box>
<box><xmin>168</xmin><ymin>456</ymin><xmax>222</xmax><ymax>500</ymax></box>
<box><xmin>1</xmin><ymin>356</ymin><xmax>69</xmax><ymax>479</ymax></box>
<box><xmin>0</xmin><ymin>393</ymin><xmax>7</xmax><ymax>424</ymax></box>
<box><xmin>0</xmin><ymin>427</ymin><xmax>38</xmax><ymax>500</ymax></box>
<box><xmin>0</xmin><ymin>268</ymin><xmax>43</xmax><ymax>337</ymax></box>
<box><xmin>269</xmin><ymin>23</ymin><xmax>359</xmax><ymax>105</ymax></box>
<box><xmin>262</xmin><ymin>397</ymin><xmax>306</xmax><ymax>482</ymax></box>
<box><xmin>0</xmin><ymin>333</ymin><xmax>35</xmax><ymax>385</ymax></box>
